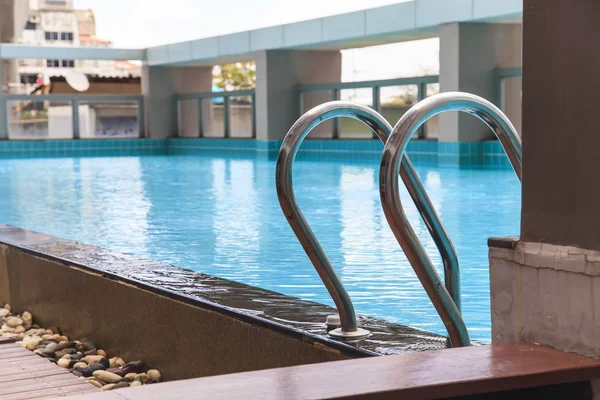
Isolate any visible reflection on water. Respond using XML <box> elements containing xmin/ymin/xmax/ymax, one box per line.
<box><xmin>0</xmin><ymin>153</ymin><xmax>520</xmax><ymax>342</ymax></box>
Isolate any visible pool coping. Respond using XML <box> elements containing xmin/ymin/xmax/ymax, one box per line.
<box><xmin>0</xmin><ymin>224</ymin><xmax>447</xmax><ymax>358</ymax></box>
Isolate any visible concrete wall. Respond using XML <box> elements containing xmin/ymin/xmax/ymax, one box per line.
<box><xmin>438</xmin><ymin>22</ymin><xmax>522</xmax><ymax>142</ymax></box>
<box><xmin>0</xmin><ymin>244</ymin><xmax>350</xmax><ymax>381</ymax></box>
<box><xmin>255</xmin><ymin>50</ymin><xmax>341</xmax><ymax>141</ymax></box>
<box><xmin>142</xmin><ymin>66</ymin><xmax>212</xmax><ymax>139</ymax></box>
<box><xmin>489</xmin><ymin>241</ymin><xmax>600</xmax><ymax>358</ymax></box>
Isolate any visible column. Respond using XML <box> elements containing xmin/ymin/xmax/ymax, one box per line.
<box><xmin>0</xmin><ymin>61</ymin><xmax>8</xmax><ymax>139</ymax></box>
<box><xmin>254</xmin><ymin>50</ymin><xmax>341</xmax><ymax>142</ymax></box>
<box><xmin>489</xmin><ymin>0</ymin><xmax>600</xmax><ymax>361</ymax></box>
<box><xmin>141</xmin><ymin>66</ymin><xmax>212</xmax><ymax>139</ymax></box>
<box><xmin>438</xmin><ymin>22</ymin><xmax>522</xmax><ymax>143</ymax></box>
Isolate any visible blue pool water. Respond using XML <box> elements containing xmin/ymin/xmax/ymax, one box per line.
<box><xmin>0</xmin><ymin>152</ymin><xmax>520</xmax><ymax>342</ymax></box>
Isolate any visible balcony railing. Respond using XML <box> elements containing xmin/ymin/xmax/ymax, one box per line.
<box><xmin>297</xmin><ymin>75</ymin><xmax>440</xmax><ymax>139</ymax></box>
<box><xmin>0</xmin><ymin>93</ymin><xmax>144</xmax><ymax>140</ymax></box>
<box><xmin>174</xmin><ymin>90</ymin><xmax>256</xmax><ymax>139</ymax></box>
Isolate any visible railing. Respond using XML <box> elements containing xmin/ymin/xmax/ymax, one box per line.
<box><xmin>0</xmin><ymin>93</ymin><xmax>145</xmax><ymax>139</ymax></box>
<box><xmin>379</xmin><ymin>92</ymin><xmax>522</xmax><ymax>347</ymax></box>
<box><xmin>297</xmin><ymin>75</ymin><xmax>439</xmax><ymax>139</ymax></box>
<box><xmin>276</xmin><ymin>101</ymin><xmax>458</xmax><ymax>339</ymax></box>
<box><xmin>494</xmin><ymin>67</ymin><xmax>522</xmax><ymax>110</ymax></box>
<box><xmin>174</xmin><ymin>89</ymin><xmax>256</xmax><ymax>138</ymax></box>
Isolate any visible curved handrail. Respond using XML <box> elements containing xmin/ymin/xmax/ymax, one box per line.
<box><xmin>379</xmin><ymin>92</ymin><xmax>522</xmax><ymax>347</ymax></box>
<box><xmin>276</xmin><ymin>100</ymin><xmax>460</xmax><ymax>338</ymax></box>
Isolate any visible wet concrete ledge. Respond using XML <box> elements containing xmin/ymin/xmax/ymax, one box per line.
<box><xmin>0</xmin><ymin>224</ymin><xmax>446</xmax><ymax>380</ymax></box>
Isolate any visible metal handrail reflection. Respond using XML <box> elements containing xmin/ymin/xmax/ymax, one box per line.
<box><xmin>276</xmin><ymin>101</ymin><xmax>459</xmax><ymax>339</ymax></box>
<box><xmin>379</xmin><ymin>92</ymin><xmax>522</xmax><ymax>347</ymax></box>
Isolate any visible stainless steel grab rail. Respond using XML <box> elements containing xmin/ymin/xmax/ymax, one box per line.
<box><xmin>379</xmin><ymin>92</ymin><xmax>522</xmax><ymax>347</ymax></box>
<box><xmin>276</xmin><ymin>101</ymin><xmax>460</xmax><ymax>339</ymax></box>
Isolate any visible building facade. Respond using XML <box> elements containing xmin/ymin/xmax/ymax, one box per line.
<box><xmin>13</xmin><ymin>0</ymin><xmax>139</xmax><ymax>94</ymax></box>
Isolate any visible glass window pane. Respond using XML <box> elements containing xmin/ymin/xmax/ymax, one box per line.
<box><xmin>78</xmin><ymin>101</ymin><xmax>139</xmax><ymax>138</ymax></box>
<box><xmin>177</xmin><ymin>99</ymin><xmax>199</xmax><ymax>137</ymax></box>
<box><xmin>229</xmin><ymin>96</ymin><xmax>252</xmax><ymax>138</ymax></box>
<box><xmin>201</xmin><ymin>97</ymin><xmax>224</xmax><ymax>137</ymax></box>
<box><xmin>380</xmin><ymin>85</ymin><xmax>417</xmax><ymax>129</ymax></box>
<box><xmin>426</xmin><ymin>83</ymin><xmax>439</xmax><ymax>97</ymax></box>
<box><xmin>301</xmin><ymin>91</ymin><xmax>333</xmax><ymax>139</ymax></box>
<box><xmin>339</xmin><ymin>88</ymin><xmax>373</xmax><ymax>139</ymax></box>
<box><xmin>8</xmin><ymin>100</ymin><xmax>72</xmax><ymax>139</ymax></box>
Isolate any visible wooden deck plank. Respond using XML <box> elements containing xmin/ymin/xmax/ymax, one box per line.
<box><xmin>0</xmin><ymin>375</ymin><xmax>88</xmax><ymax>396</ymax></box>
<box><xmin>0</xmin><ymin>336</ymin><xmax>16</xmax><ymax>344</ymax></box>
<box><xmin>0</xmin><ymin>357</ymin><xmax>50</xmax><ymax>369</ymax></box>
<box><xmin>0</xmin><ymin>383</ymin><xmax>98</xmax><ymax>400</ymax></box>
<box><xmin>0</xmin><ymin>357</ymin><xmax>55</xmax><ymax>372</ymax></box>
<box><xmin>0</xmin><ymin>347</ymin><xmax>47</xmax><ymax>361</ymax></box>
<box><xmin>0</xmin><ymin>337</ymin><xmax>98</xmax><ymax>399</ymax></box>
<box><xmin>0</xmin><ymin>352</ymin><xmax>43</xmax><ymax>362</ymax></box>
<box><xmin>0</xmin><ymin>346</ymin><xmax>29</xmax><ymax>355</ymax></box>
<box><xmin>0</xmin><ymin>346</ymin><xmax>39</xmax><ymax>355</ymax></box>
<box><xmin>20</xmin><ymin>388</ymin><xmax>99</xmax><ymax>400</ymax></box>
<box><xmin>65</xmin><ymin>342</ymin><xmax>600</xmax><ymax>400</ymax></box>
<box><xmin>0</xmin><ymin>369</ymin><xmax>71</xmax><ymax>384</ymax></box>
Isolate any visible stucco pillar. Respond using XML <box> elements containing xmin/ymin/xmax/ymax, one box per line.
<box><xmin>254</xmin><ymin>50</ymin><xmax>341</xmax><ymax>142</ymax></box>
<box><xmin>142</xmin><ymin>66</ymin><xmax>212</xmax><ymax>139</ymax></box>
<box><xmin>438</xmin><ymin>22</ymin><xmax>522</xmax><ymax>143</ymax></box>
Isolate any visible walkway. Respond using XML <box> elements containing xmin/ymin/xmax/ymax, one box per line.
<box><xmin>0</xmin><ymin>336</ymin><xmax>98</xmax><ymax>400</ymax></box>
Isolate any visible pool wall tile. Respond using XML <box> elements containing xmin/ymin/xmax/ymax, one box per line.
<box><xmin>166</xmin><ymin>138</ymin><xmax>514</xmax><ymax>170</ymax></box>
<box><xmin>0</xmin><ymin>139</ymin><xmax>167</xmax><ymax>158</ymax></box>
<box><xmin>0</xmin><ymin>138</ymin><xmax>514</xmax><ymax>170</ymax></box>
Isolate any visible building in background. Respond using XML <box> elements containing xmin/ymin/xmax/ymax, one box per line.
<box><xmin>0</xmin><ymin>0</ymin><xmax>30</xmax><ymax>91</ymax></box>
<box><xmin>13</xmin><ymin>0</ymin><xmax>140</xmax><ymax>94</ymax></box>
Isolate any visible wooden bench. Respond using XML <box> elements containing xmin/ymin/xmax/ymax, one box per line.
<box><xmin>0</xmin><ymin>336</ymin><xmax>98</xmax><ymax>400</ymax></box>
<box><xmin>62</xmin><ymin>342</ymin><xmax>600</xmax><ymax>399</ymax></box>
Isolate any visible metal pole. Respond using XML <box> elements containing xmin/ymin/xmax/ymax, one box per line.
<box><xmin>379</xmin><ymin>92</ymin><xmax>522</xmax><ymax>347</ymax></box>
<box><xmin>175</xmin><ymin>99</ymin><xmax>181</xmax><ymax>138</ymax></box>
<box><xmin>331</xmin><ymin>89</ymin><xmax>340</xmax><ymax>139</ymax></box>
<box><xmin>371</xmin><ymin>86</ymin><xmax>380</xmax><ymax>139</ymax></box>
<box><xmin>223</xmin><ymin>96</ymin><xmax>230</xmax><ymax>138</ymax></box>
<box><xmin>0</xmin><ymin>62</ymin><xmax>8</xmax><ymax>140</ymax></box>
<box><xmin>71</xmin><ymin>99</ymin><xmax>80</xmax><ymax>139</ymax></box>
<box><xmin>197</xmin><ymin>98</ymin><xmax>204</xmax><ymax>138</ymax></box>
<box><xmin>0</xmin><ymin>94</ymin><xmax>8</xmax><ymax>140</ymax></box>
<box><xmin>417</xmin><ymin>82</ymin><xmax>426</xmax><ymax>139</ymax></box>
<box><xmin>276</xmin><ymin>101</ymin><xmax>461</xmax><ymax>340</ymax></box>
<box><xmin>137</xmin><ymin>97</ymin><xmax>145</xmax><ymax>138</ymax></box>
<box><xmin>251</xmin><ymin>92</ymin><xmax>256</xmax><ymax>139</ymax></box>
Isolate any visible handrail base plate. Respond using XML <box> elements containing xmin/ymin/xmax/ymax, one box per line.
<box><xmin>328</xmin><ymin>327</ymin><xmax>371</xmax><ymax>340</ymax></box>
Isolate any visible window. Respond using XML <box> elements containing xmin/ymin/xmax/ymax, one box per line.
<box><xmin>44</xmin><ymin>31</ymin><xmax>58</xmax><ymax>41</ymax></box>
<box><xmin>60</xmin><ymin>32</ymin><xmax>73</xmax><ymax>41</ymax></box>
<box><xmin>44</xmin><ymin>0</ymin><xmax>67</xmax><ymax>5</ymax></box>
<box><xmin>46</xmin><ymin>59</ymin><xmax>60</xmax><ymax>68</ymax></box>
<box><xmin>61</xmin><ymin>60</ymin><xmax>75</xmax><ymax>68</ymax></box>
<box><xmin>20</xmin><ymin>74</ymin><xmax>38</xmax><ymax>84</ymax></box>
<box><xmin>25</xmin><ymin>21</ymin><xmax>37</xmax><ymax>30</ymax></box>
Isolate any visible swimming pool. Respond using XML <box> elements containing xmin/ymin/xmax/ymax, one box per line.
<box><xmin>0</xmin><ymin>151</ymin><xmax>520</xmax><ymax>342</ymax></box>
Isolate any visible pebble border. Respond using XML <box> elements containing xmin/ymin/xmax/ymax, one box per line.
<box><xmin>0</xmin><ymin>304</ymin><xmax>162</xmax><ymax>391</ymax></box>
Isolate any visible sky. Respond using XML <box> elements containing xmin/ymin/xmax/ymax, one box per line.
<box><xmin>74</xmin><ymin>0</ymin><xmax>439</xmax><ymax>81</ymax></box>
